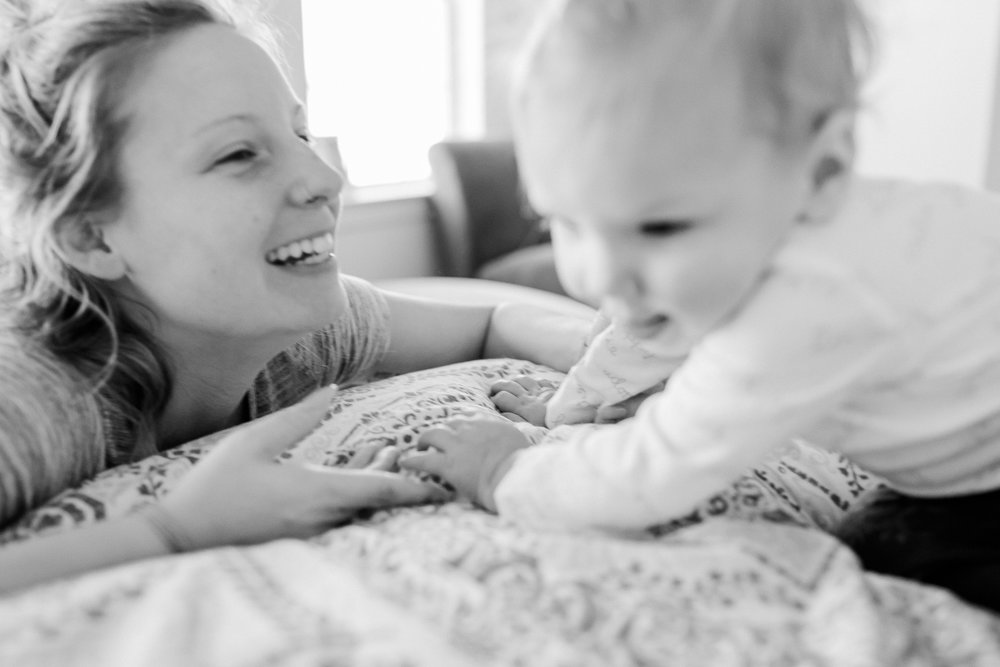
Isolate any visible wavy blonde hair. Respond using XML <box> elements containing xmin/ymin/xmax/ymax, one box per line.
<box><xmin>0</xmin><ymin>0</ymin><xmax>274</xmax><ymax>526</ymax></box>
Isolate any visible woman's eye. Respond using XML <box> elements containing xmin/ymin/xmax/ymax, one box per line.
<box><xmin>639</xmin><ymin>220</ymin><xmax>690</xmax><ymax>237</ymax></box>
<box><xmin>216</xmin><ymin>147</ymin><xmax>257</xmax><ymax>165</ymax></box>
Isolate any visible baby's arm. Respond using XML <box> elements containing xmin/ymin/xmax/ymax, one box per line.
<box><xmin>544</xmin><ymin>319</ymin><xmax>683</xmax><ymax>427</ymax></box>
<box><xmin>410</xmin><ymin>264</ymin><xmax>899</xmax><ymax>531</ymax></box>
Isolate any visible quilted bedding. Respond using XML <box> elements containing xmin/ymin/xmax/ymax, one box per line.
<box><xmin>1</xmin><ymin>358</ymin><xmax>999</xmax><ymax>666</ymax></box>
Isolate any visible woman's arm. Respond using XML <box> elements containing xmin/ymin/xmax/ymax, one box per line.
<box><xmin>0</xmin><ymin>515</ymin><xmax>168</xmax><ymax>595</ymax></box>
<box><xmin>376</xmin><ymin>289</ymin><xmax>594</xmax><ymax>376</ymax></box>
<box><xmin>0</xmin><ymin>387</ymin><xmax>445</xmax><ymax>596</ymax></box>
<box><xmin>484</xmin><ymin>301</ymin><xmax>593</xmax><ymax>372</ymax></box>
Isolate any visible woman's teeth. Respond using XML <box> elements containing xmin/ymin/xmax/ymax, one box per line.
<box><xmin>266</xmin><ymin>232</ymin><xmax>335</xmax><ymax>266</ymax></box>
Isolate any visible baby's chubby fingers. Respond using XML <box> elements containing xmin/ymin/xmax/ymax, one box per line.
<box><xmin>492</xmin><ymin>391</ymin><xmax>548</xmax><ymax>427</ymax></box>
<box><xmin>367</xmin><ymin>445</ymin><xmax>401</xmax><ymax>472</ymax></box>
<box><xmin>397</xmin><ymin>448</ymin><xmax>447</xmax><ymax>478</ymax></box>
<box><xmin>490</xmin><ymin>379</ymin><xmax>530</xmax><ymax>399</ymax></box>
<box><xmin>399</xmin><ymin>418</ymin><xmax>493</xmax><ymax>474</ymax></box>
<box><xmin>491</xmin><ymin>390</ymin><xmax>528</xmax><ymax>415</ymax></box>
<box><xmin>411</xmin><ymin>417</ymin><xmax>490</xmax><ymax>452</ymax></box>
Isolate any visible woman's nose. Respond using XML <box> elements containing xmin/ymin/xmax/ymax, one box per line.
<box><xmin>290</xmin><ymin>147</ymin><xmax>345</xmax><ymax>207</ymax></box>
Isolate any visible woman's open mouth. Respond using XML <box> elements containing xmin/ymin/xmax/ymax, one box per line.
<box><xmin>265</xmin><ymin>232</ymin><xmax>335</xmax><ymax>267</ymax></box>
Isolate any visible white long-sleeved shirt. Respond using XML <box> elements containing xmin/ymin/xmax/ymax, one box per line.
<box><xmin>497</xmin><ymin>178</ymin><xmax>1000</xmax><ymax>531</ymax></box>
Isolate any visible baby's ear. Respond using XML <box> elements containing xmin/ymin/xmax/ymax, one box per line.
<box><xmin>56</xmin><ymin>218</ymin><xmax>127</xmax><ymax>280</ymax></box>
<box><xmin>797</xmin><ymin>109</ymin><xmax>856</xmax><ymax>224</ymax></box>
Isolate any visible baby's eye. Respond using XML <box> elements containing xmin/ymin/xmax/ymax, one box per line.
<box><xmin>295</xmin><ymin>129</ymin><xmax>315</xmax><ymax>145</ymax></box>
<box><xmin>639</xmin><ymin>219</ymin><xmax>690</xmax><ymax>237</ymax></box>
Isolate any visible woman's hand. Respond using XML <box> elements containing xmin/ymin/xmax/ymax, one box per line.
<box><xmin>151</xmin><ymin>386</ymin><xmax>449</xmax><ymax>551</ymax></box>
<box><xmin>399</xmin><ymin>417</ymin><xmax>532</xmax><ymax>513</ymax></box>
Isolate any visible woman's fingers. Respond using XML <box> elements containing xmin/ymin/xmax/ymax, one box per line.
<box><xmin>344</xmin><ymin>439</ymin><xmax>388</xmax><ymax>469</ymax></box>
<box><xmin>323</xmin><ymin>469</ymin><xmax>450</xmax><ymax>507</ymax></box>
<box><xmin>218</xmin><ymin>385</ymin><xmax>338</xmax><ymax>461</ymax></box>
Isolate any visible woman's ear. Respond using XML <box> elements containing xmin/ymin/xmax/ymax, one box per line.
<box><xmin>796</xmin><ymin>109</ymin><xmax>856</xmax><ymax>225</ymax></box>
<box><xmin>56</xmin><ymin>219</ymin><xmax>127</xmax><ymax>280</ymax></box>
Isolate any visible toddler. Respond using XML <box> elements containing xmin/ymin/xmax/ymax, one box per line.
<box><xmin>403</xmin><ymin>0</ymin><xmax>1000</xmax><ymax>610</ymax></box>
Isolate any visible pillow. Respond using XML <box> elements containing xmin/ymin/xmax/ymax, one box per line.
<box><xmin>0</xmin><ymin>358</ymin><xmax>876</xmax><ymax>546</ymax></box>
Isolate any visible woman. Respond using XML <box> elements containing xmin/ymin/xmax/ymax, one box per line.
<box><xmin>0</xmin><ymin>0</ymin><xmax>586</xmax><ymax>593</ymax></box>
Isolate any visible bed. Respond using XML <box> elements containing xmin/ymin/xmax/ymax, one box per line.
<box><xmin>2</xmin><ymin>354</ymin><xmax>999</xmax><ymax>665</ymax></box>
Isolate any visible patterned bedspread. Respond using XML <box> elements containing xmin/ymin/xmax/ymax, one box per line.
<box><xmin>1</xmin><ymin>358</ymin><xmax>999</xmax><ymax>666</ymax></box>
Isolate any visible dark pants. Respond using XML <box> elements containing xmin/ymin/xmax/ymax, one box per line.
<box><xmin>833</xmin><ymin>485</ymin><xmax>1000</xmax><ymax>612</ymax></box>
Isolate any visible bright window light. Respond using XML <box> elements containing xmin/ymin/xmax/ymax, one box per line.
<box><xmin>302</xmin><ymin>0</ymin><xmax>453</xmax><ymax>188</ymax></box>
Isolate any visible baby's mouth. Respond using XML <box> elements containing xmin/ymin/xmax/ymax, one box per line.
<box><xmin>622</xmin><ymin>314</ymin><xmax>670</xmax><ymax>339</ymax></box>
<box><xmin>265</xmin><ymin>232</ymin><xmax>335</xmax><ymax>266</ymax></box>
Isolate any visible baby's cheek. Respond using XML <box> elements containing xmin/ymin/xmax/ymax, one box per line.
<box><xmin>552</xmin><ymin>251</ymin><xmax>593</xmax><ymax>304</ymax></box>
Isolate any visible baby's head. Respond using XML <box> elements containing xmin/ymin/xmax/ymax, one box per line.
<box><xmin>512</xmin><ymin>0</ymin><xmax>873</xmax><ymax>343</ymax></box>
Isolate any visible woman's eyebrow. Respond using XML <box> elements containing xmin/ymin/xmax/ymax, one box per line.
<box><xmin>192</xmin><ymin>114</ymin><xmax>256</xmax><ymax>138</ymax></box>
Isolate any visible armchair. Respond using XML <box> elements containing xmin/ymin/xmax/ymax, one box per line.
<box><xmin>427</xmin><ymin>139</ymin><xmax>567</xmax><ymax>296</ymax></box>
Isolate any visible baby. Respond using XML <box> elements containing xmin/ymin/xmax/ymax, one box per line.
<box><xmin>403</xmin><ymin>0</ymin><xmax>1000</xmax><ymax>610</ymax></box>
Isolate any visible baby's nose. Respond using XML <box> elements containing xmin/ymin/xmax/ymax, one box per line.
<box><xmin>589</xmin><ymin>250</ymin><xmax>640</xmax><ymax>303</ymax></box>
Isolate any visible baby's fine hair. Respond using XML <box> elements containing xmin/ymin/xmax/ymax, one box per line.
<box><xmin>0</xmin><ymin>0</ymin><xmax>270</xmax><ymax>527</ymax></box>
<box><xmin>518</xmin><ymin>0</ymin><xmax>875</xmax><ymax>147</ymax></box>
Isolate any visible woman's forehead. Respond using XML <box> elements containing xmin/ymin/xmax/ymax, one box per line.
<box><xmin>115</xmin><ymin>24</ymin><xmax>295</xmax><ymax>145</ymax></box>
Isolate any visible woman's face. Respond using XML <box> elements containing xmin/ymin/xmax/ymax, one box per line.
<box><xmin>101</xmin><ymin>24</ymin><xmax>347</xmax><ymax>351</ymax></box>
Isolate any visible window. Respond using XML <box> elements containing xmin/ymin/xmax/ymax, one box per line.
<box><xmin>301</xmin><ymin>0</ymin><xmax>483</xmax><ymax>189</ymax></box>
<box><xmin>856</xmin><ymin>0</ymin><xmax>1000</xmax><ymax>188</ymax></box>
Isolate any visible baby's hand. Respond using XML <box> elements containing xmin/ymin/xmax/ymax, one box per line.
<box><xmin>400</xmin><ymin>417</ymin><xmax>531</xmax><ymax>512</ymax></box>
<box><xmin>489</xmin><ymin>375</ymin><xmax>557</xmax><ymax>426</ymax></box>
<box><xmin>594</xmin><ymin>382</ymin><xmax>665</xmax><ymax>424</ymax></box>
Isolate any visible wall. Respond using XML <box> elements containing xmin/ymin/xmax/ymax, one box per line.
<box><xmin>262</xmin><ymin>0</ymin><xmax>439</xmax><ymax>281</ymax></box>
<box><xmin>482</xmin><ymin>0</ymin><xmax>542</xmax><ymax>137</ymax></box>
<box><xmin>856</xmin><ymin>0</ymin><xmax>1000</xmax><ymax>188</ymax></box>
<box><xmin>335</xmin><ymin>193</ymin><xmax>440</xmax><ymax>280</ymax></box>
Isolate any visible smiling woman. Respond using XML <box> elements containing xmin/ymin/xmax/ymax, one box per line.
<box><xmin>0</xmin><ymin>0</ymin><xmax>592</xmax><ymax>594</ymax></box>
<box><xmin>94</xmin><ymin>24</ymin><xmax>350</xmax><ymax>364</ymax></box>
